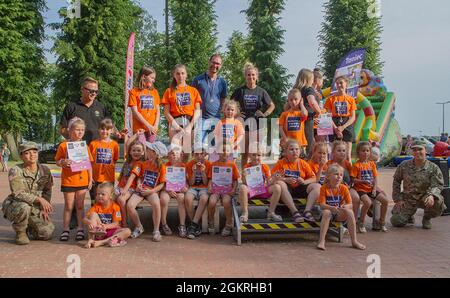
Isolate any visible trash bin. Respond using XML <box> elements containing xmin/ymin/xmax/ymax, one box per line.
<box><xmin>428</xmin><ymin>157</ymin><xmax>449</xmax><ymax>187</ymax></box>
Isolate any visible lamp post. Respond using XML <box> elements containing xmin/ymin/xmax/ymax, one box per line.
<box><xmin>436</xmin><ymin>101</ymin><xmax>450</xmax><ymax>134</ymax></box>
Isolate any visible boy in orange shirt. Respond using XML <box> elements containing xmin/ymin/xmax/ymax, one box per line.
<box><xmin>88</xmin><ymin>118</ymin><xmax>120</xmax><ymax>206</ymax></box>
<box><xmin>350</xmin><ymin>141</ymin><xmax>388</xmax><ymax>233</ymax></box>
<box><xmin>279</xmin><ymin>89</ymin><xmax>308</xmax><ymax>152</ymax></box>
<box><xmin>324</xmin><ymin>76</ymin><xmax>357</xmax><ymax>161</ymax></box>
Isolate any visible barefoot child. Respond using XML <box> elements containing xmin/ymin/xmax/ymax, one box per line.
<box><xmin>351</xmin><ymin>141</ymin><xmax>389</xmax><ymax>232</ymax></box>
<box><xmin>239</xmin><ymin>147</ymin><xmax>282</xmax><ymax>223</ymax></box>
<box><xmin>55</xmin><ymin>118</ymin><xmax>93</xmax><ymax>241</ymax></box>
<box><xmin>317</xmin><ymin>165</ymin><xmax>366</xmax><ymax>251</ymax></box>
<box><xmin>83</xmin><ymin>182</ymin><xmax>131</xmax><ymax>248</ymax></box>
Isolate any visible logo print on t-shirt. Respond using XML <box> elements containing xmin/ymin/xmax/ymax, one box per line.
<box><xmin>360</xmin><ymin>169</ymin><xmax>373</xmax><ymax>183</ymax></box>
<box><xmin>334</xmin><ymin>102</ymin><xmax>348</xmax><ymax>115</ymax></box>
<box><xmin>284</xmin><ymin>170</ymin><xmax>300</xmax><ymax>178</ymax></box>
<box><xmin>98</xmin><ymin>213</ymin><xmax>113</xmax><ymax>224</ymax></box>
<box><xmin>140</xmin><ymin>95</ymin><xmax>154</xmax><ymax>109</ymax></box>
<box><xmin>176</xmin><ymin>92</ymin><xmax>191</xmax><ymax>107</ymax></box>
<box><xmin>143</xmin><ymin>170</ymin><xmax>158</xmax><ymax>188</ymax></box>
<box><xmin>326</xmin><ymin>195</ymin><xmax>342</xmax><ymax>207</ymax></box>
<box><xmin>194</xmin><ymin>171</ymin><xmax>203</xmax><ymax>186</ymax></box>
<box><xmin>96</xmin><ymin>148</ymin><xmax>112</xmax><ymax>164</ymax></box>
<box><xmin>287</xmin><ymin>117</ymin><xmax>301</xmax><ymax>132</ymax></box>
<box><xmin>222</xmin><ymin>124</ymin><xmax>235</xmax><ymax>140</ymax></box>
<box><xmin>243</xmin><ymin>94</ymin><xmax>258</xmax><ymax>110</ymax></box>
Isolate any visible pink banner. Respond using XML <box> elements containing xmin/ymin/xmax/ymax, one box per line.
<box><xmin>124</xmin><ymin>32</ymin><xmax>135</xmax><ymax>137</ymax></box>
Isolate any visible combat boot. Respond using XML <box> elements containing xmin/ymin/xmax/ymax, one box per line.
<box><xmin>16</xmin><ymin>231</ymin><xmax>30</xmax><ymax>245</ymax></box>
<box><xmin>422</xmin><ymin>217</ymin><xmax>432</xmax><ymax>229</ymax></box>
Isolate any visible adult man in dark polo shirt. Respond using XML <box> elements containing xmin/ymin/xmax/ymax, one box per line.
<box><xmin>60</xmin><ymin>77</ymin><xmax>110</xmax><ymax>144</ymax></box>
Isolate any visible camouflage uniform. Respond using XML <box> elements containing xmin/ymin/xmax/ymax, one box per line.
<box><xmin>2</xmin><ymin>163</ymin><xmax>55</xmax><ymax>240</ymax></box>
<box><xmin>391</xmin><ymin>159</ymin><xmax>446</xmax><ymax>227</ymax></box>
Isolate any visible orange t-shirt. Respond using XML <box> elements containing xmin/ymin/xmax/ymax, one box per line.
<box><xmin>214</xmin><ymin>118</ymin><xmax>244</xmax><ymax>148</ymax></box>
<box><xmin>160</xmin><ymin>161</ymin><xmax>187</xmax><ymax>184</ymax></box>
<box><xmin>324</xmin><ymin>94</ymin><xmax>356</xmax><ymax>117</ymax></box>
<box><xmin>87</xmin><ymin>202</ymin><xmax>122</xmax><ymax>224</ymax></box>
<box><xmin>318</xmin><ymin>184</ymin><xmax>352</xmax><ymax>207</ymax></box>
<box><xmin>55</xmin><ymin>141</ymin><xmax>93</xmax><ymax>187</ymax></box>
<box><xmin>308</xmin><ymin>159</ymin><xmax>328</xmax><ymax>184</ymax></box>
<box><xmin>186</xmin><ymin>159</ymin><xmax>212</xmax><ymax>188</ymax></box>
<box><xmin>279</xmin><ymin>110</ymin><xmax>308</xmax><ymax>146</ymax></box>
<box><xmin>271</xmin><ymin>158</ymin><xmax>316</xmax><ymax>188</ymax></box>
<box><xmin>117</xmin><ymin>160</ymin><xmax>141</xmax><ymax>189</ymax></box>
<box><xmin>207</xmin><ymin>161</ymin><xmax>240</xmax><ymax>181</ymax></box>
<box><xmin>161</xmin><ymin>85</ymin><xmax>202</xmax><ymax>118</ymax></box>
<box><xmin>350</xmin><ymin>160</ymin><xmax>378</xmax><ymax>193</ymax></box>
<box><xmin>133</xmin><ymin>160</ymin><xmax>161</xmax><ymax>190</ymax></box>
<box><xmin>326</xmin><ymin>159</ymin><xmax>352</xmax><ymax>173</ymax></box>
<box><xmin>243</xmin><ymin>163</ymin><xmax>271</xmax><ymax>184</ymax></box>
<box><xmin>89</xmin><ymin>139</ymin><xmax>119</xmax><ymax>183</ymax></box>
<box><xmin>128</xmin><ymin>87</ymin><xmax>160</xmax><ymax>133</ymax></box>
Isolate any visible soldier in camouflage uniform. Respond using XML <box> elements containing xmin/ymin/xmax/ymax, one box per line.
<box><xmin>1</xmin><ymin>142</ymin><xmax>55</xmax><ymax>244</ymax></box>
<box><xmin>391</xmin><ymin>140</ymin><xmax>446</xmax><ymax>229</ymax></box>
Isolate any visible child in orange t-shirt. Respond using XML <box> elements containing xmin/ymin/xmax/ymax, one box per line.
<box><xmin>116</xmin><ymin>133</ymin><xmax>145</xmax><ymax>227</ymax></box>
<box><xmin>239</xmin><ymin>147</ymin><xmax>282</xmax><ymax>223</ymax></box>
<box><xmin>128</xmin><ymin>66</ymin><xmax>161</xmax><ymax>142</ymax></box>
<box><xmin>350</xmin><ymin>141</ymin><xmax>388</xmax><ymax>233</ymax></box>
<box><xmin>279</xmin><ymin>89</ymin><xmax>308</xmax><ymax>151</ymax></box>
<box><xmin>271</xmin><ymin>139</ymin><xmax>321</xmax><ymax>223</ymax></box>
<box><xmin>88</xmin><ymin>118</ymin><xmax>120</xmax><ymax>206</ymax></box>
<box><xmin>126</xmin><ymin>141</ymin><xmax>168</xmax><ymax>242</ymax></box>
<box><xmin>317</xmin><ymin>164</ymin><xmax>366</xmax><ymax>251</ymax></box>
<box><xmin>185</xmin><ymin>149</ymin><xmax>211</xmax><ymax>239</ymax></box>
<box><xmin>213</xmin><ymin>99</ymin><xmax>244</xmax><ymax>161</ymax></box>
<box><xmin>324</xmin><ymin>76</ymin><xmax>357</xmax><ymax>161</ymax></box>
<box><xmin>55</xmin><ymin>118</ymin><xmax>93</xmax><ymax>242</ymax></box>
<box><xmin>207</xmin><ymin>144</ymin><xmax>240</xmax><ymax>236</ymax></box>
<box><xmin>159</xmin><ymin>145</ymin><xmax>189</xmax><ymax>238</ymax></box>
<box><xmin>83</xmin><ymin>182</ymin><xmax>131</xmax><ymax>248</ymax></box>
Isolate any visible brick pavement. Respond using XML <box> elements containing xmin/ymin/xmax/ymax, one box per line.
<box><xmin>0</xmin><ymin>167</ymin><xmax>449</xmax><ymax>278</ymax></box>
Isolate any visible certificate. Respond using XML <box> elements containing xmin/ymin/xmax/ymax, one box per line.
<box><xmin>211</xmin><ymin>166</ymin><xmax>233</xmax><ymax>194</ymax></box>
<box><xmin>67</xmin><ymin>141</ymin><xmax>91</xmax><ymax>172</ymax></box>
<box><xmin>317</xmin><ymin>113</ymin><xmax>334</xmax><ymax>136</ymax></box>
<box><xmin>245</xmin><ymin>166</ymin><xmax>267</xmax><ymax>198</ymax></box>
<box><xmin>165</xmin><ymin>166</ymin><xmax>186</xmax><ymax>192</ymax></box>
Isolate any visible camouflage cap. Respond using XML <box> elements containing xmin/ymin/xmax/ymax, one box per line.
<box><xmin>410</xmin><ymin>139</ymin><xmax>427</xmax><ymax>150</ymax></box>
<box><xmin>19</xmin><ymin>141</ymin><xmax>39</xmax><ymax>154</ymax></box>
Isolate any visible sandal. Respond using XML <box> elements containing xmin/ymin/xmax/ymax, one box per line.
<box><xmin>59</xmin><ymin>230</ymin><xmax>70</xmax><ymax>242</ymax></box>
<box><xmin>239</xmin><ymin>213</ymin><xmax>249</xmax><ymax>223</ymax></box>
<box><xmin>267</xmin><ymin>212</ymin><xmax>283</xmax><ymax>222</ymax></box>
<box><xmin>302</xmin><ymin>211</ymin><xmax>315</xmax><ymax>222</ymax></box>
<box><xmin>75</xmin><ymin>229</ymin><xmax>85</xmax><ymax>241</ymax></box>
<box><xmin>108</xmin><ymin>236</ymin><xmax>127</xmax><ymax>247</ymax></box>
<box><xmin>161</xmin><ymin>224</ymin><xmax>172</xmax><ymax>236</ymax></box>
<box><xmin>292</xmin><ymin>211</ymin><xmax>304</xmax><ymax>223</ymax></box>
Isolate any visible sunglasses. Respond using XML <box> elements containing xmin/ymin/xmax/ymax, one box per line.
<box><xmin>84</xmin><ymin>87</ymin><xmax>99</xmax><ymax>95</ymax></box>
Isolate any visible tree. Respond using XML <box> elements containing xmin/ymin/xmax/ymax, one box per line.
<box><xmin>51</xmin><ymin>0</ymin><xmax>144</xmax><ymax>129</ymax></box>
<box><xmin>222</xmin><ymin>31</ymin><xmax>250</xmax><ymax>94</ymax></box>
<box><xmin>245</xmin><ymin>0</ymin><xmax>291</xmax><ymax>116</ymax></box>
<box><xmin>169</xmin><ymin>0</ymin><xmax>218</xmax><ymax>80</ymax></box>
<box><xmin>318</xmin><ymin>0</ymin><xmax>384</xmax><ymax>84</ymax></box>
<box><xmin>0</xmin><ymin>0</ymin><xmax>47</xmax><ymax>159</ymax></box>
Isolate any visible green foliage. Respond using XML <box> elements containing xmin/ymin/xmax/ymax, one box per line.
<box><xmin>169</xmin><ymin>0</ymin><xmax>218</xmax><ymax>82</ymax></box>
<box><xmin>318</xmin><ymin>0</ymin><xmax>384</xmax><ymax>84</ymax></box>
<box><xmin>0</xmin><ymin>0</ymin><xmax>47</xmax><ymax>138</ymax></box>
<box><xmin>51</xmin><ymin>0</ymin><xmax>144</xmax><ymax>129</ymax></box>
<box><xmin>245</xmin><ymin>0</ymin><xmax>291</xmax><ymax>116</ymax></box>
<box><xmin>222</xmin><ymin>31</ymin><xmax>250</xmax><ymax>94</ymax></box>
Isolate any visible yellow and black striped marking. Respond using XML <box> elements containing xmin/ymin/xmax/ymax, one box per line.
<box><xmin>241</xmin><ymin>222</ymin><xmax>342</xmax><ymax>231</ymax></box>
<box><xmin>248</xmin><ymin>198</ymin><xmax>307</xmax><ymax>206</ymax></box>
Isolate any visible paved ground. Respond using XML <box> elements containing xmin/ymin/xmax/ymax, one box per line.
<box><xmin>0</xmin><ymin>165</ymin><xmax>449</xmax><ymax>278</ymax></box>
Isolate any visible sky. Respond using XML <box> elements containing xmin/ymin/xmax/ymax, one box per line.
<box><xmin>43</xmin><ymin>0</ymin><xmax>450</xmax><ymax>136</ymax></box>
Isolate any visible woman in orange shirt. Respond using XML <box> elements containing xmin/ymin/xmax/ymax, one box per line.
<box><xmin>128</xmin><ymin>66</ymin><xmax>161</xmax><ymax>142</ymax></box>
<box><xmin>55</xmin><ymin>118</ymin><xmax>93</xmax><ymax>242</ymax></box>
<box><xmin>162</xmin><ymin>64</ymin><xmax>202</xmax><ymax>158</ymax></box>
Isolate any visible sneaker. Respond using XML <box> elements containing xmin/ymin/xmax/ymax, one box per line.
<box><xmin>221</xmin><ymin>225</ymin><xmax>232</xmax><ymax>237</ymax></box>
<box><xmin>178</xmin><ymin>225</ymin><xmax>187</xmax><ymax>238</ymax></box>
<box><xmin>161</xmin><ymin>224</ymin><xmax>172</xmax><ymax>236</ymax></box>
<box><xmin>380</xmin><ymin>224</ymin><xmax>388</xmax><ymax>232</ymax></box>
<box><xmin>152</xmin><ymin>230</ymin><xmax>162</xmax><ymax>242</ymax></box>
<box><xmin>357</xmin><ymin>222</ymin><xmax>367</xmax><ymax>233</ymax></box>
<box><xmin>191</xmin><ymin>222</ymin><xmax>202</xmax><ymax>237</ymax></box>
<box><xmin>187</xmin><ymin>224</ymin><xmax>196</xmax><ymax>240</ymax></box>
<box><xmin>267</xmin><ymin>212</ymin><xmax>283</xmax><ymax>222</ymax></box>
<box><xmin>422</xmin><ymin>217</ymin><xmax>432</xmax><ymax>229</ymax></box>
<box><xmin>208</xmin><ymin>222</ymin><xmax>215</xmax><ymax>235</ymax></box>
<box><xmin>131</xmin><ymin>226</ymin><xmax>144</xmax><ymax>238</ymax></box>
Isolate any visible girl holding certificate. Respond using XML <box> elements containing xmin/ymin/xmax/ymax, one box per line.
<box><xmin>207</xmin><ymin>144</ymin><xmax>240</xmax><ymax>236</ymax></box>
<box><xmin>55</xmin><ymin>118</ymin><xmax>93</xmax><ymax>241</ymax></box>
<box><xmin>239</xmin><ymin>147</ymin><xmax>282</xmax><ymax>223</ymax></box>
<box><xmin>160</xmin><ymin>145</ymin><xmax>189</xmax><ymax>238</ymax></box>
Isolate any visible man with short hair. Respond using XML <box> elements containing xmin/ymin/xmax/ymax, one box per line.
<box><xmin>2</xmin><ymin>142</ymin><xmax>54</xmax><ymax>245</ymax></box>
